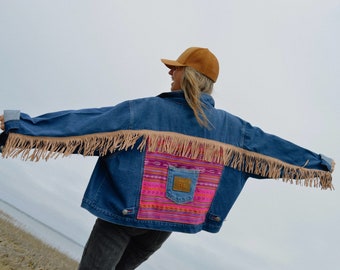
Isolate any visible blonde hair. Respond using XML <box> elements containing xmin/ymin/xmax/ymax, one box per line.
<box><xmin>181</xmin><ymin>66</ymin><xmax>214</xmax><ymax>128</ymax></box>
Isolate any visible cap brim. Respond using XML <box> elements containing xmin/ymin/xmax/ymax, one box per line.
<box><xmin>161</xmin><ymin>59</ymin><xmax>186</xmax><ymax>69</ymax></box>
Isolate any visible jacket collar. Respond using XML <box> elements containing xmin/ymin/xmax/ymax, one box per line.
<box><xmin>157</xmin><ymin>91</ymin><xmax>215</xmax><ymax>107</ymax></box>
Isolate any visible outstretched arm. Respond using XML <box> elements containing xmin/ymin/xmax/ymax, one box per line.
<box><xmin>0</xmin><ymin>102</ymin><xmax>132</xmax><ymax>158</ymax></box>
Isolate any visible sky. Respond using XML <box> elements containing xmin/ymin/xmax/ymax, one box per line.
<box><xmin>0</xmin><ymin>0</ymin><xmax>339</xmax><ymax>269</ymax></box>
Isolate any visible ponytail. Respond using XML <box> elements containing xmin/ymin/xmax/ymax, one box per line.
<box><xmin>181</xmin><ymin>67</ymin><xmax>214</xmax><ymax>128</ymax></box>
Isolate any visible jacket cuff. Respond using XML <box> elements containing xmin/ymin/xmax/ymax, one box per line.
<box><xmin>320</xmin><ymin>154</ymin><xmax>335</xmax><ymax>172</ymax></box>
<box><xmin>3</xmin><ymin>110</ymin><xmax>20</xmax><ymax>132</ymax></box>
<box><xmin>4</xmin><ymin>110</ymin><xmax>20</xmax><ymax>122</ymax></box>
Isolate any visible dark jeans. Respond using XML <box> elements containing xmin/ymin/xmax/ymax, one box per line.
<box><xmin>78</xmin><ymin>218</ymin><xmax>172</xmax><ymax>270</ymax></box>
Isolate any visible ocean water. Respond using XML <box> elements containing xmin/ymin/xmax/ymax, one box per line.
<box><xmin>0</xmin><ymin>198</ymin><xmax>84</xmax><ymax>261</ymax></box>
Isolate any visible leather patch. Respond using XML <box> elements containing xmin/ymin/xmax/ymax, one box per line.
<box><xmin>173</xmin><ymin>176</ymin><xmax>191</xmax><ymax>193</ymax></box>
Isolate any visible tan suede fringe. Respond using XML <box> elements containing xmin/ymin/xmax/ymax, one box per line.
<box><xmin>2</xmin><ymin>130</ymin><xmax>334</xmax><ymax>190</ymax></box>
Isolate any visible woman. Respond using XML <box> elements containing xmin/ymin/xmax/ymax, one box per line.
<box><xmin>0</xmin><ymin>47</ymin><xmax>334</xmax><ymax>269</ymax></box>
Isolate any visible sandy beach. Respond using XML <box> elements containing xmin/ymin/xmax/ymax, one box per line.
<box><xmin>0</xmin><ymin>211</ymin><xmax>78</xmax><ymax>270</ymax></box>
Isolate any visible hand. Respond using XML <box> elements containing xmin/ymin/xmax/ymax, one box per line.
<box><xmin>0</xmin><ymin>115</ymin><xmax>4</xmax><ymax>130</ymax></box>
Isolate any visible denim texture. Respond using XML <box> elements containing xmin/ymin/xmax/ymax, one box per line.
<box><xmin>2</xmin><ymin>91</ymin><xmax>333</xmax><ymax>233</ymax></box>
<box><xmin>166</xmin><ymin>166</ymin><xmax>199</xmax><ymax>204</ymax></box>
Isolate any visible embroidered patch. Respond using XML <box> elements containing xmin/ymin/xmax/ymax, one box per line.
<box><xmin>173</xmin><ymin>176</ymin><xmax>191</xmax><ymax>192</ymax></box>
<box><xmin>137</xmin><ymin>146</ymin><xmax>224</xmax><ymax>225</ymax></box>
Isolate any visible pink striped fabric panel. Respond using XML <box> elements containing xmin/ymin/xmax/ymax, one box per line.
<box><xmin>137</xmin><ymin>149</ymin><xmax>223</xmax><ymax>225</ymax></box>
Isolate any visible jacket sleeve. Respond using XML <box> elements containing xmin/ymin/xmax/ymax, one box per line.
<box><xmin>3</xmin><ymin>102</ymin><xmax>131</xmax><ymax>137</ymax></box>
<box><xmin>243</xmin><ymin>121</ymin><xmax>334</xmax><ymax>178</ymax></box>
<box><xmin>1</xmin><ymin>101</ymin><xmax>134</xmax><ymax>159</ymax></box>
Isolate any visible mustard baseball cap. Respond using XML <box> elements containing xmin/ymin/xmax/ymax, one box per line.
<box><xmin>161</xmin><ymin>47</ymin><xmax>219</xmax><ymax>82</ymax></box>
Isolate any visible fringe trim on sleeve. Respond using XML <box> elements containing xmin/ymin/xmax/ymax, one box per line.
<box><xmin>1</xmin><ymin>130</ymin><xmax>334</xmax><ymax>190</ymax></box>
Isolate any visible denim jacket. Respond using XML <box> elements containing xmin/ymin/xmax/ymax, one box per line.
<box><xmin>1</xmin><ymin>91</ymin><xmax>334</xmax><ymax>233</ymax></box>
